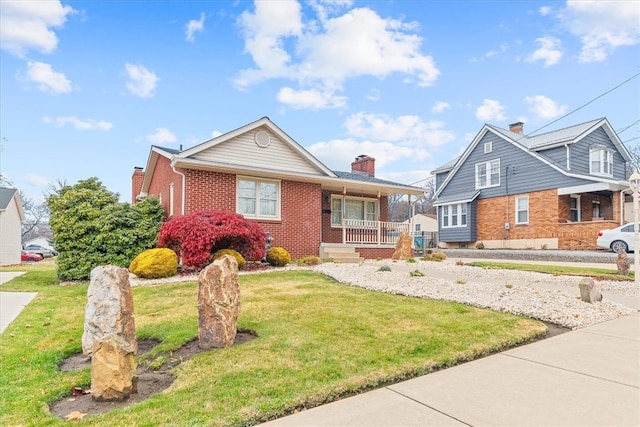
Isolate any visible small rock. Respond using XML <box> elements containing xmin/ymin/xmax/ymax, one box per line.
<box><xmin>578</xmin><ymin>278</ymin><xmax>603</xmax><ymax>303</ymax></box>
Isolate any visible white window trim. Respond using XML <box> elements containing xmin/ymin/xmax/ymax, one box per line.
<box><xmin>169</xmin><ymin>182</ymin><xmax>174</xmax><ymax>217</ymax></box>
<box><xmin>331</xmin><ymin>195</ymin><xmax>378</xmax><ymax>227</ymax></box>
<box><xmin>236</xmin><ymin>176</ymin><xmax>281</xmax><ymax>220</ymax></box>
<box><xmin>475</xmin><ymin>159</ymin><xmax>500</xmax><ymax>189</ymax></box>
<box><xmin>570</xmin><ymin>194</ymin><xmax>581</xmax><ymax>222</ymax></box>
<box><xmin>589</xmin><ymin>146</ymin><xmax>613</xmax><ymax>177</ymax></box>
<box><xmin>484</xmin><ymin>141</ymin><xmax>492</xmax><ymax>154</ymax></box>
<box><xmin>515</xmin><ymin>196</ymin><xmax>529</xmax><ymax>225</ymax></box>
<box><xmin>441</xmin><ymin>202</ymin><xmax>468</xmax><ymax>228</ymax></box>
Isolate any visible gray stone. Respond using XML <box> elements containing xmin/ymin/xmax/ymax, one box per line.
<box><xmin>616</xmin><ymin>252</ymin><xmax>632</xmax><ymax>276</ymax></box>
<box><xmin>82</xmin><ymin>265</ymin><xmax>137</xmax><ymax>356</ymax></box>
<box><xmin>91</xmin><ymin>338</ymin><xmax>137</xmax><ymax>401</ymax></box>
<box><xmin>579</xmin><ymin>278</ymin><xmax>603</xmax><ymax>303</ymax></box>
<box><xmin>198</xmin><ymin>255</ymin><xmax>240</xmax><ymax>349</ymax></box>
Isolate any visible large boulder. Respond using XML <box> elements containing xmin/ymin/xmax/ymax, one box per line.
<box><xmin>91</xmin><ymin>338</ymin><xmax>137</xmax><ymax>401</ymax></box>
<box><xmin>198</xmin><ymin>255</ymin><xmax>240</xmax><ymax>349</ymax></box>
<box><xmin>129</xmin><ymin>248</ymin><xmax>178</xmax><ymax>279</ymax></box>
<box><xmin>82</xmin><ymin>265</ymin><xmax>137</xmax><ymax>356</ymax></box>
<box><xmin>392</xmin><ymin>232</ymin><xmax>413</xmax><ymax>261</ymax></box>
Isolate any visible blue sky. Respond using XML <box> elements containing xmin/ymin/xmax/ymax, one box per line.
<box><xmin>1</xmin><ymin>0</ymin><xmax>639</xmax><ymax>203</ymax></box>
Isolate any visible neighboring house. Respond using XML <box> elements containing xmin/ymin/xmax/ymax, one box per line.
<box><xmin>433</xmin><ymin>118</ymin><xmax>631</xmax><ymax>250</ymax></box>
<box><xmin>0</xmin><ymin>187</ymin><xmax>25</xmax><ymax>266</ymax></box>
<box><xmin>403</xmin><ymin>213</ymin><xmax>438</xmax><ymax>234</ymax></box>
<box><xmin>133</xmin><ymin>117</ymin><xmax>424</xmax><ymax>260</ymax></box>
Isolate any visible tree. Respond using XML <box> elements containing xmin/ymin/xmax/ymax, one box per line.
<box><xmin>157</xmin><ymin>210</ymin><xmax>267</xmax><ymax>268</ymax></box>
<box><xmin>47</xmin><ymin>178</ymin><xmax>165</xmax><ymax>280</ymax></box>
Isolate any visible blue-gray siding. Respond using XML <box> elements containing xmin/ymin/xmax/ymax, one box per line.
<box><xmin>437</xmin><ymin>200</ymin><xmax>477</xmax><ymax>242</ymax></box>
<box><xmin>561</xmin><ymin>127</ymin><xmax>627</xmax><ymax>178</ymax></box>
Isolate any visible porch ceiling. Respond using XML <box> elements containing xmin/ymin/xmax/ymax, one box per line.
<box><xmin>557</xmin><ymin>181</ymin><xmax>630</xmax><ymax>195</ymax></box>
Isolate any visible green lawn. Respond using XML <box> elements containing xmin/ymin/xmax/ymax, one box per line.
<box><xmin>467</xmin><ymin>261</ymin><xmax>632</xmax><ymax>280</ymax></box>
<box><xmin>0</xmin><ymin>263</ymin><xmax>546</xmax><ymax>426</ymax></box>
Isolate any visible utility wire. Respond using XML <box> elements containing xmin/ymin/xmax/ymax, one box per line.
<box><xmin>525</xmin><ymin>71</ymin><xmax>640</xmax><ymax>137</ymax></box>
<box><xmin>618</xmin><ymin>118</ymin><xmax>640</xmax><ymax>134</ymax></box>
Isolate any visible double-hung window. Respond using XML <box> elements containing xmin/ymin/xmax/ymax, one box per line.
<box><xmin>589</xmin><ymin>147</ymin><xmax>613</xmax><ymax>176</ymax></box>
<box><xmin>476</xmin><ymin>159</ymin><xmax>500</xmax><ymax>189</ymax></box>
<box><xmin>515</xmin><ymin>196</ymin><xmax>529</xmax><ymax>225</ymax></box>
<box><xmin>237</xmin><ymin>177</ymin><xmax>280</xmax><ymax>219</ymax></box>
<box><xmin>331</xmin><ymin>196</ymin><xmax>377</xmax><ymax>226</ymax></box>
<box><xmin>441</xmin><ymin>203</ymin><xmax>467</xmax><ymax>228</ymax></box>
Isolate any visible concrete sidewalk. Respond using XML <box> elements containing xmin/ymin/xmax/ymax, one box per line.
<box><xmin>0</xmin><ymin>272</ymin><xmax>36</xmax><ymax>334</ymax></box>
<box><xmin>262</xmin><ymin>312</ymin><xmax>640</xmax><ymax>426</ymax></box>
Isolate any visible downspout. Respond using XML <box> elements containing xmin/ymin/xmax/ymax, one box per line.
<box><xmin>620</xmin><ymin>190</ymin><xmax>626</xmax><ymax>225</ymax></box>
<box><xmin>172</xmin><ymin>165</ymin><xmax>186</xmax><ymax>215</ymax></box>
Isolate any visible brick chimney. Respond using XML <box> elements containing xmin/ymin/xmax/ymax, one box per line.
<box><xmin>132</xmin><ymin>167</ymin><xmax>144</xmax><ymax>204</ymax></box>
<box><xmin>351</xmin><ymin>155</ymin><xmax>376</xmax><ymax>177</ymax></box>
<box><xmin>509</xmin><ymin>121</ymin><xmax>524</xmax><ymax>134</ymax></box>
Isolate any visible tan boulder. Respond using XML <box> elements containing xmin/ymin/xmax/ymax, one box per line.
<box><xmin>91</xmin><ymin>338</ymin><xmax>137</xmax><ymax>401</ymax></box>
<box><xmin>392</xmin><ymin>232</ymin><xmax>413</xmax><ymax>261</ymax></box>
<box><xmin>198</xmin><ymin>255</ymin><xmax>240</xmax><ymax>349</ymax></box>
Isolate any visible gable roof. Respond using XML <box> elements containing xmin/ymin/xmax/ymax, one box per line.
<box><xmin>433</xmin><ymin>118</ymin><xmax>630</xmax><ymax>199</ymax></box>
<box><xmin>139</xmin><ymin>117</ymin><xmax>424</xmax><ymax>197</ymax></box>
<box><xmin>0</xmin><ymin>187</ymin><xmax>25</xmax><ymax>221</ymax></box>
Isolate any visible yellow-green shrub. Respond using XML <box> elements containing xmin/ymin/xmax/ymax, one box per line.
<box><xmin>266</xmin><ymin>247</ymin><xmax>291</xmax><ymax>267</ymax></box>
<box><xmin>129</xmin><ymin>248</ymin><xmax>178</xmax><ymax>279</ymax></box>
<box><xmin>212</xmin><ymin>249</ymin><xmax>246</xmax><ymax>269</ymax></box>
<box><xmin>293</xmin><ymin>255</ymin><xmax>322</xmax><ymax>266</ymax></box>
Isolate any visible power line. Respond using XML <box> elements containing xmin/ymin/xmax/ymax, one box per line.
<box><xmin>525</xmin><ymin>71</ymin><xmax>640</xmax><ymax>137</ymax></box>
<box><xmin>618</xmin><ymin>119</ymin><xmax>640</xmax><ymax>134</ymax></box>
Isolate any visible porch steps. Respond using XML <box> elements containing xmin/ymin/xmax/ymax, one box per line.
<box><xmin>319</xmin><ymin>246</ymin><xmax>363</xmax><ymax>264</ymax></box>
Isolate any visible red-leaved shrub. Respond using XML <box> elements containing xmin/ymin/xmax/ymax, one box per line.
<box><xmin>157</xmin><ymin>211</ymin><xmax>267</xmax><ymax>268</ymax></box>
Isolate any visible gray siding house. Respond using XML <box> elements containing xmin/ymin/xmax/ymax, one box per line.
<box><xmin>432</xmin><ymin>118</ymin><xmax>631</xmax><ymax>250</ymax></box>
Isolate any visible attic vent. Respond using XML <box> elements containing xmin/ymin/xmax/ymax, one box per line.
<box><xmin>255</xmin><ymin>130</ymin><xmax>271</xmax><ymax>148</ymax></box>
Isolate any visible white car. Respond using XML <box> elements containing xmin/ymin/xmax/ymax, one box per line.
<box><xmin>596</xmin><ymin>224</ymin><xmax>636</xmax><ymax>253</ymax></box>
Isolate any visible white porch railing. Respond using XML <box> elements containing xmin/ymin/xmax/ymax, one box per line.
<box><xmin>342</xmin><ymin>219</ymin><xmax>410</xmax><ymax>244</ymax></box>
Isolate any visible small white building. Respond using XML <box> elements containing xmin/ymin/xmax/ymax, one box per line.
<box><xmin>404</xmin><ymin>213</ymin><xmax>438</xmax><ymax>234</ymax></box>
<box><xmin>0</xmin><ymin>188</ymin><xmax>25</xmax><ymax>266</ymax></box>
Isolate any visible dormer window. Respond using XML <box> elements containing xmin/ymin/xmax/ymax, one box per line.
<box><xmin>590</xmin><ymin>146</ymin><xmax>613</xmax><ymax>177</ymax></box>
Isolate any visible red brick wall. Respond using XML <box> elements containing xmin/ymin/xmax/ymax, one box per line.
<box><xmin>356</xmin><ymin>247</ymin><xmax>395</xmax><ymax>259</ymax></box>
<box><xmin>182</xmin><ymin>169</ymin><xmax>322</xmax><ymax>259</ymax></box>
<box><xmin>477</xmin><ymin>189</ymin><xmax>559</xmax><ymax>241</ymax></box>
<box><xmin>131</xmin><ymin>168</ymin><xmax>144</xmax><ymax>204</ymax></box>
<box><xmin>145</xmin><ymin>156</ymin><xmax>183</xmax><ymax>216</ymax></box>
<box><xmin>351</xmin><ymin>156</ymin><xmax>376</xmax><ymax>176</ymax></box>
<box><xmin>558</xmin><ymin>221</ymin><xmax>619</xmax><ymax>249</ymax></box>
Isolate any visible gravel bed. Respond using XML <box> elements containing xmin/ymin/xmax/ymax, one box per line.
<box><xmin>312</xmin><ymin>260</ymin><xmax>637</xmax><ymax>330</ymax></box>
<box><xmin>439</xmin><ymin>249</ymin><xmax>618</xmax><ymax>263</ymax></box>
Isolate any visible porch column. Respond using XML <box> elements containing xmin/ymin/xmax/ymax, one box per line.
<box><xmin>612</xmin><ymin>191</ymin><xmax>621</xmax><ymax>223</ymax></box>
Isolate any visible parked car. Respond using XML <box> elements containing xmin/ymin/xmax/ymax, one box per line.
<box><xmin>596</xmin><ymin>224</ymin><xmax>636</xmax><ymax>253</ymax></box>
<box><xmin>22</xmin><ymin>244</ymin><xmax>57</xmax><ymax>258</ymax></box>
<box><xmin>21</xmin><ymin>251</ymin><xmax>43</xmax><ymax>262</ymax></box>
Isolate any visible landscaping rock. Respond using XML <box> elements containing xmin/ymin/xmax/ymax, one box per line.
<box><xmin>82</xmin><ymin>265</ymin><xmax>137</xmax><ymax>356</ymax></box>
<box><xmin>129</xmin><ymin>248</ymin><xmax>178</xmax><ymax>279</ymax></box>
<box><xmin>392</xmin><ymin>232</ymin><xmax>413</xmax><ymax>261</ymax></box>
<box><xmin>198</xmin><ymin>255</ymin><xmax>240</xmax><ymax>349</ymax></box>
<box><xmin>616</xmin><ymin>252</ymin><xmax>632</xmax><ymax>276</ymax></box>
<box><xmin>579</xmin><ymin>278</ymin><xmax>603</xmax><ymax>303</ymax></box>
<box><xmin>91</xmin><ymin>338</ymin><xmax>137</xmax><ymax>401</ymax></box>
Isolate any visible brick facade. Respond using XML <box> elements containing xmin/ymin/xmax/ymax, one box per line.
<box><xmin>476</xmin><ymin>189</ymin><xmax>621</xmax><ymax>249</ymax></box>
<box><xmin>147</xmin><ymin>156</ymin><xmax>183</xmax><ymax>216</ymax></box>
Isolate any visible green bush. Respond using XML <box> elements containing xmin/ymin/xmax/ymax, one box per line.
<box><xmin>377</xmin><ymin>265</ymin><xmax>391</xmax><ymax>272</ymax></box>
<box><xmin>266</xmin><ymin>247</ymin><xmax>291</xmax><ymax>267</ymax></box>
<box><xmin>293</xmin><ymin>256</ymin><xmax>322</xmax><ymax>266</ymax></box>
<box><xmin>129</xmin><ymin>248</ymin><xmax>178</xmax><ymax>279</ymax></box>
<box><xmin>212</xmin><ymin>249</ymin><xmax>246</xmax><ymax>269</ymax></box>
<box><xmin>409</xmin><ymin>270</ymin><xmax>424</xmax><ymax>277</ymax></box>
<box><xmin>47</xmin><ymin>178</ymin><xmax>165</xmax><ymax>281</ymax></box>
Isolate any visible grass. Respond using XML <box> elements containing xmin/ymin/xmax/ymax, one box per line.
<box><xmin>1</xmin><ymin>262</ymin><xmax>546</xmax><ymax>426</ymax></box>
<box><xmin>467</xmin><ymin>261</ymin><xmax>633</xmax><ymax>281</ymax></box>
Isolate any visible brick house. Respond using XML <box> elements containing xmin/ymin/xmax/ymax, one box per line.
<box><xmin>133</xmin><ymin>117</ymin><xmax>424</xmax><ymax>261</ymax></box>
<box><xmin>432</xmin><ymin>118</ymin><xmax>632</xmax><ymax>250</ymax></box>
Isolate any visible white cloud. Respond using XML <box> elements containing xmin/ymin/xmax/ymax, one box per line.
<box><xmin>377</xmin><ymin>169</ymin><xmax>432</xmax><ymax>187</ymax></box>
<box><xmin>526</xmin><ymin>37</ymin><xmax>563</xmax><ymax>67</ymax></box>
<box><xmin>235</xmin><ymin>2</ymin><xmax>439</xmax><ymax>110</ymax></box>
<box><xmin>560</xmin><ymin>0</ymin><xmax>640</xmax><ymax>62</ymax></box>
<box><xmin>42</xmin><ymin>116</ymin><xmax>113</xmax><ymax>130</ymax></box>
<box><xmin>525</xmin><ymin>95</ymin><xmax>567</xmax><ymax>120</ymax></box>
<box><xmin>25</xmin><ymin>173</ymin><xmax>50</xmax><ymax>187</ymax></box>
<box><xmin>146</xmin><ymin>128</ymin><xmax>177</xmax><ymax>144</ymax></box>
<box><xmin>211</xmin><ymin>130</ymin><xmax>223</xmax><ymax>138</ymax></box>
<box><xmin>539</xmin><ymin>6</ymin><xmax>552</xmax><ymax>16</ymax></box>
<box><xmin>345</xmin><ymin>112</ymin><xmax>454</xmax><ymax>147</ymax></box>
<box><xmin>125</xmin><ymin>63</ymin><xmax>159</xmax><ymax>98</ymax></box>
<box><xmin>0</xmin><ymin>0</ymin><xmax>75</xmax><ymax>57</ymax></box>
<box><xmin>277</xmin><ymin>87</ymin><xmax>347</xmax><ymax>110</ymax></box>
<box><xmin>307</xmin><ymin>138</ymin><xmax>416</xmax><ymax>170</ymax></box>
<box><xmin>185</xmin><ymin>12</ymin><xmax>205</xmax><ymax>42</ymax></box>
<box><xmin>366</xmin><ymin>89</ymin><xmax>380</xmax><ymax>102</ymax></box>
<box><xmin>25</xmin><ymin>61</ymin><xmax>72</xmax><ymax>94</ymax></box>
<box><xmin>431</xmin><ymin>101</ymin><xmax>451</xmax><ymax>114</ymax></box>
<box><xmin>476</xmin><ymin>99</ymin><xmax>506</xmax><ymax>122</ymax></box>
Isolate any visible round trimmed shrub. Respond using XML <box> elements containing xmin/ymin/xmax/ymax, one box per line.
<box><xmin>129</xmin><ymin>248</ymin><xmax>178</xmax><ymax>279</ymax></box>
<box><xmin>266</xmin><ymin>247</ymin><xmax>291</xmax><ymax>267</ymax></box>
<box><xmin>212</xmin><ymin>249</ymin><xmax>246</xmax><ymax>269</ymax></box>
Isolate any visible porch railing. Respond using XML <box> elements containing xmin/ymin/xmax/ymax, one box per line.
<box><xmin>342</xmin><ymin>219</ymin><xmax>410</xmax><ymax>244</ymax></box>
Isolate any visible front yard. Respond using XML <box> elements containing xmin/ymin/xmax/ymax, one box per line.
<box><xmin>0</xmin><ymin>263</ymin><xmax>546</xmax><ymax>426</ymax></box>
